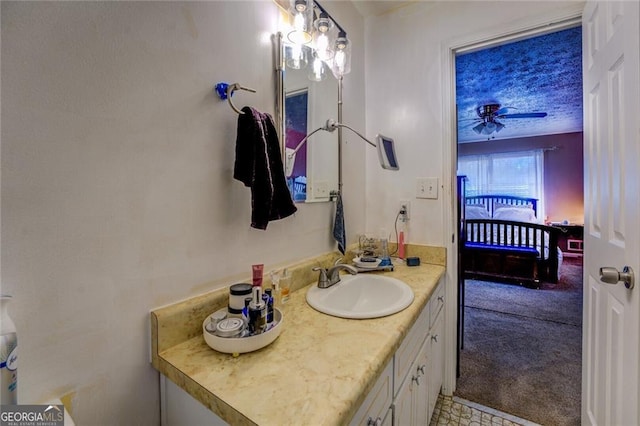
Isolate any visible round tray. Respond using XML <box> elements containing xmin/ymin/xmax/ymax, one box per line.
<box><xmin>202</xmin><ymin>308</ymin><xmax>283</xmax><ymax>355</ymax></box>
<box><xmin>353</xmin><ymin>256</ymin><xmax>382</xmax><ymax>269</ymax></box>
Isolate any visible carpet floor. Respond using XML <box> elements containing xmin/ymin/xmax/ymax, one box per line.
<box><xmin>455</xmin><ymin>257</ymin><xmax>583</xmax><ymax>426</ymax></box>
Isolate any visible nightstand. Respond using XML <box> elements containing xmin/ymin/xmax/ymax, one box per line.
<box><xmin>550</xmin><ymin>223</ymin><xmax>584</xmax><ymax>257</ymax></box>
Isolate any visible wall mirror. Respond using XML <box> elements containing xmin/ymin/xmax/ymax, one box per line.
<box><xmin>276</xmin><ymin>36</ymin><xmax>339</xmax><ymax>203</ymax></box>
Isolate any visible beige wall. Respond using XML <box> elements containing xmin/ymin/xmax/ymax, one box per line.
<box><xmin>1</xmin><ymin>1</ymin><xmax>364</xmax><ymax>423</ymax></box>
<box><xmin>363</xmin><ymin>1</ymin><xmax>584</xmax><ymax>245</ymax></box>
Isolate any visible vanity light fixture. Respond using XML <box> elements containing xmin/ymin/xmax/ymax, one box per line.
<box><xmin>284</xmin><ymin>0</ymin><xmax>351</xmax><ymax>80</ymax></box>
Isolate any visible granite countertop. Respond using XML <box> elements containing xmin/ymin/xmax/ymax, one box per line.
<box><xmin>151</xmin><ymin>246</ymin><xmax>446</xmax><ymax>425</ymax></box>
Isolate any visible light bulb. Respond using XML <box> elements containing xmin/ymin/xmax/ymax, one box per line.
<box><xmin>294</xmin><ymin>12</ymin><xmax>305</xmax><ymax>32</ymax></box>
<box><xmin>316</xmin><ymin>33</ymin><xmax>328</xmax><ymax>54</ymax></box>
<box><xmin>309</xmin><ymin>55</ymin><xmax>326</xmax><ymax>81</ymax></box>
<box><xmin>334</xmin><ymin>50</ymin><xmax>345</xmax><ymax>74</ymax></box>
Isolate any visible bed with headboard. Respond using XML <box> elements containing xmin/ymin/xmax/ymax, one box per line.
<box><xmin>462</xmin><ymin>194</ymin><xmax>562</xmax><ymax>288</ymax></box>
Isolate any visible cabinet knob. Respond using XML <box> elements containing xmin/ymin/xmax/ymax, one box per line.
<box><xmin>437</xmin><ymin>296</ymin><xmax>444</xmax><ymax>303</ymax></box>
<box><xmin>417</xmin><ymin>364</ymin><xmax>426</xmax><ymax>375</ymax></box>
<box><xmin>367</xmin><ymin>416</ymin><xmax>382</xmax><ymax>426</ymax></box>
<box><xmin>412</xmin><ymin>375</ymin><xmax>421</xmax><ymax>386</ymax></box>
<box><xmin>431</xmin><ymin>334</ymin><xmax>439</xmax><ymax>343</ymax></box>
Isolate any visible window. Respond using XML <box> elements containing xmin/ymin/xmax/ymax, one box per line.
<box><xmin>458</xmin><ymin>150</ymin><xmax>545</xmax><ymax>219</ymax></box>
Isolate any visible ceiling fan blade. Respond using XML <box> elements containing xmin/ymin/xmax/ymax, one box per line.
<box><xmin>494</xmin><ymin>106</ymin><xmax>516</xmax><ymax>116</ymax></box>
<box><xmin>460</xmin><ymin>121</ymin><xmax>482</xmax><ymax>129</ymax></box>
<box><xmin>499</xmin><ymin>112</ymin><xmax>548</xmax><ymax>119</ymax></box>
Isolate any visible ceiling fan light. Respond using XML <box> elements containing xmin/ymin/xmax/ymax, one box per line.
<box><xmin>494</xmin><ymin>122</ymin><xmax>505</xmax><ymax>132</ymax></box>
<box><xmin>483</xmin><ymin>122</ymin><xmax>496</xmax><ymax>134</ymax></box>
<box><xmin>472</xmin><ymin>123</ymin><xmax>484</xmax><ymax>134</ymax></box>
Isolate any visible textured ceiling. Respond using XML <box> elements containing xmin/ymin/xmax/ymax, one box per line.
<box><xmin>456</xmin><ymin>26</ymin><xmax>583</xmax><ymax>143</ymax></box>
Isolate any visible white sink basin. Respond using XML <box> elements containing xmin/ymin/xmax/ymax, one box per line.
<box><xmin>306</xmin><ymin>274</ymin><xmax>414</xmax><ymax>319</ymax></box>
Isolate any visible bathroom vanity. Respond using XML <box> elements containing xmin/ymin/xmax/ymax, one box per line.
<box><xmin>150</xmin><ymin>246</ymin><xmax>446</xmax><ymax>425</ymax></box>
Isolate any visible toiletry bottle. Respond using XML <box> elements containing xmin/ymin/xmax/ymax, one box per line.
<box><xmin>280</xmin><ymin>269</ymin><xmax>291</xmax><ymax>303</ymax></box>
<box><xmin>379</xmin><ymin>228</ymin><xmax>392</xmax><ymax>267</ymax></box>
<box><xmin>269</xmin><ymin>270</ymin><xmax>281</xmax><ymax>308</ymax></box>
<box><xmin>1</xmin><ymin>295</ymin><xmax>17</xmax><ymax>404</ymax></box>
<box><xmin>252</xmin><ymin>264</ymin><xmax>264</xmax><ymax>287</ymax></box>
<box><xmin>398</xmin><ymin>210</ymin><xmax>409</xmax><ymax>260</ymax></box>
<box><xmin>242</xmin><ymin>297</ymin><xmax>252</xmax><ymax>323</ymax></box>
<box><xmin>248</xmin><ymin>287</ymin><xmax>266</xmax><ymax>334</ymax></box>
<box><xmin>264</xmin><ymin>289</ymin><xmax>274</xmax><ymax>325</ymax></box>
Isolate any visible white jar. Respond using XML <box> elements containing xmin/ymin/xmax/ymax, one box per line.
<box><xmin>229</xmin><ymin>283</ymin><xmax>252</xmax><ymax>311</ymax></box>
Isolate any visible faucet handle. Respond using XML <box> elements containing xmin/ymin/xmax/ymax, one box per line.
<box><xmin>312</xmin><ymin>267</ymin><xmax>330</xmax><ymax>288</ymax></box>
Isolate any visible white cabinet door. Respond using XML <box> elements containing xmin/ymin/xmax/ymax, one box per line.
<box><xmin>393</xmin><ymin>339</ymin><xmax>429</xmax><ymax>426</ymax></box>
<box><xmin>393</xmin><ymin>368</ymin><xmax>415</xmax><ymax>426</ymax></box>
<box><xmin>350</xmin><ymin>360</ymin><xmax>393</xmax><ymax>426</ymax></box>
<box><xmin>428</xmin><ymin>313</ymin><xmax>444</xmax><ymax>417</ymax></box>
<box><xmin>414</xmin><ymin>340</ymin><xmax>430</xmax><ymax>426</ymax></box>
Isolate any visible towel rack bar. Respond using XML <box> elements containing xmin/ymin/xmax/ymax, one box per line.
<box><xmin>214</xmin><ymin>82</ymin><xmax>256</xmax><ymax>115</ymax></box>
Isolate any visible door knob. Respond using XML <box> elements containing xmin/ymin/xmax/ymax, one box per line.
<box><xmin>599</xmin><ymin>266</ymin><xmax>634</xmax><ymax>289</ymax></box>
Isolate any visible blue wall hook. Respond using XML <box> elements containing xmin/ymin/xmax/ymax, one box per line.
<box><xmin>215</xmin><ymin>82</ymin><xmax>231</xmax><ymax>100</ymax></box>
<box><xmin>214</xmin><ymin>82</ymin><xmax>256</xmax><ymax>115</ymax></box>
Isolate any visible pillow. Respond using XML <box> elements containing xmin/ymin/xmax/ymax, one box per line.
<box><xmin>494</xmin><ymin>201</ymin><xmax>534</xmax><ymax>212</ymax></box>
<box><xmin>465</xmin><ymin>204</ymin><xmax>491</xmax><ymax>220</ymax></box>
<box><xmin>493</xmin><ymin>206</ymin><xmax>537</xmax><ymax>223</ymax></box>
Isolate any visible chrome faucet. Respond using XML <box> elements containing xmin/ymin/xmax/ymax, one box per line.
<box><xmin>312</xmin><ymin>261</ymin><xmax>358</xmax><ymax>289</ymax></box>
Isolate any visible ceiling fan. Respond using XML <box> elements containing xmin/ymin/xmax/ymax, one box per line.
<box><xmin>467</xmin><ymin>103</ymin><xmax>548</xmax><ymax>138</ymax></box>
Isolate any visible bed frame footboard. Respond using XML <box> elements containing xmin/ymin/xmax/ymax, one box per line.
<box><xmin>463</xmin><ymin>219</ymin><xmax>560</xmax><ymax>287</ymax></box>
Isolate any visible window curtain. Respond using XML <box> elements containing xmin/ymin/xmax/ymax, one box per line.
<box><xmin>458</xmin><ymin>150</ymin><xmax>545</xmax><ymax>221</ymax></box>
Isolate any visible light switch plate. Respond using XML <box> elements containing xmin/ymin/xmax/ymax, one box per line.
<box><xmin>416</xmin><ymin>177</ymin><xmax>438</xmax><ymax>199</ymax></box>
<box><xmin>314</xmin><ymin>181</ymin><xmax>329</xmax><ymax>198</ymax></box>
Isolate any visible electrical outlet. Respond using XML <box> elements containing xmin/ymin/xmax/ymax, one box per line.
<box><xmin>314</xmin><ymin>181</ymin><xmax>329</xmax><ymax>199</ymax></box>
<box><xmin>400</xmin><ymin>200</ymin><xmax>411</xmax><ymax>220</ymax></box>
<box><xmin>416</xmin><ymin>177</ymin><xmax>439</xmax><ymax>199</ymax></box>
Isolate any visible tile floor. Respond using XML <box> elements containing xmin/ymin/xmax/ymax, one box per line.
<box><xmin>429</xmin><ymin>394</ymin><xmax>541</xmax><ymax>426</ymax></box>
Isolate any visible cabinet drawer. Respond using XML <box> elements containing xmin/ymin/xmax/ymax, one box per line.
<box><xmin>429</xmin><ymin>280</ymin><xmax>445</xmax><ymax>328</ymax></box>
<box><xmin>393</xmin><ymin>302</ymin><xmax>430</xmax><ymax>396</ymax></box>
<box><xmin>350</xmin><ymin>359</ymin><xmax>393</xmax><ymax>426</ymax></box>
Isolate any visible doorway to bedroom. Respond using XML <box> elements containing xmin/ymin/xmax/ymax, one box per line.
<box><xmin>454</xmin><ymin>26</ymin><xmax>584</xmax><ymax>426</ymax></box>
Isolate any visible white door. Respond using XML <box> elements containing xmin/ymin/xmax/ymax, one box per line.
<box><xmin>582</xmin><ymin>1</ymin><xmax>640</xmax><ymax>425</ymax></box>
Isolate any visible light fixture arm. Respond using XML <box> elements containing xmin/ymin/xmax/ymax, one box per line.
<box><xmin>287</xmin><ymin>119</ymin><xmax>376</xmax><ymax>158</ymax></box>
<box><xmin>329</xmin><ymin>121</ymin><xmax>377</xmax><ymax>148</ymax></box>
